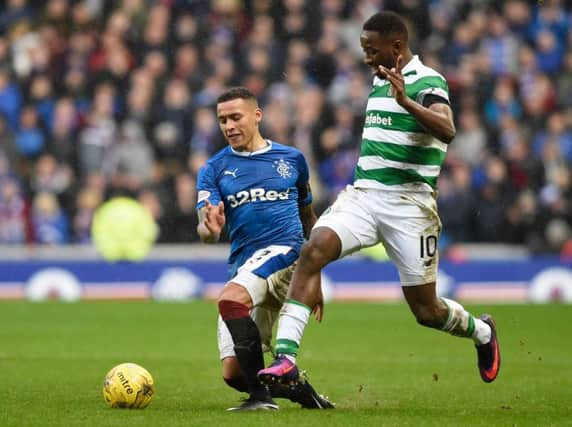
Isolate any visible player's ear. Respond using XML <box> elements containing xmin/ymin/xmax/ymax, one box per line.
<box><xmin>254</xmin><ymin>108</ymin><xmax>262</xmax><ymax>124</ymax></box>
<box><xmin>392</xmin><ymin>39</ymin><xmax>402</xmax><ymax>56</ymax></box>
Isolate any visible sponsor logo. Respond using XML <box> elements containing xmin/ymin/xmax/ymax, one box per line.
<box><xmin>226</xmin><ymin>188</ymin><xmax>290</xmax><ymax>208</ymax></box>
<box><xmin>117</xmin><ymin>371</ymin><xmax>134</xmax><ymax>394</ymax></box>
<box><xmin>224</xmin><ymin>168</ymin><xmax>238</xmax><ymax>178</ymax></box>
<box><xmin>365</xmin><ymin>113</ymin><xmax>393</xmax><ymax>126</ymax></box>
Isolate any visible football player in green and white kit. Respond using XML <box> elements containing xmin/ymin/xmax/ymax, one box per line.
<box><xmin>259</xmin><ymin>11</ymin><xmax>500</xmax><ymax>388</ymax></box>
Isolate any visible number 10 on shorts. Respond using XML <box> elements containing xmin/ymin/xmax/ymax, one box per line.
<box><xmin>420</xmin><ymin>234</ymin><xmax>438</xmax><ymax>259</ymax></box>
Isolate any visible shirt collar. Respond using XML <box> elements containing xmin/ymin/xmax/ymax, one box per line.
<box><xmin>401</xmin><ymin>55</ymin><xmax>420</xmax><ymax>74</ymax></box>
<box><xmin>230</xmin><ymin>139</ymin><xmax>272</xmax><ymax>156</ymax></box>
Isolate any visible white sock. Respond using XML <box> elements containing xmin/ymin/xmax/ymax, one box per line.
<box><xmin>472</xmin><ymin>317</ymin><xmax>492</xmax><ymax>345</ymax></box>
<box><xmin>441</xmin><ymin>298</ymin><xmax>491</xmax><ymax>344</ymax></box>
<box><xmin>275</xmin><ymin>300</ymin><xmax>311</xmax><ymax>363</ymax></box>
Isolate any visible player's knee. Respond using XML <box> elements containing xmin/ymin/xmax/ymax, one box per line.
<box><xmin>217</xmin><ymin>299</ymin><xmax>249</xmax><ymax>320</ymax></box>
<box><xmin>217</xmin><ymin>282</ymin><xmax>251</xmax><ymax>305</ymax></box>
<box><xmin>412</xmin><ymin>305</ymin><xmax>442</xmax><ymax>329</ymax></box>
<box><xmin>300</xmin><ymin>239</ymin><xmax>334</xmax><ymax>269</ymax></box>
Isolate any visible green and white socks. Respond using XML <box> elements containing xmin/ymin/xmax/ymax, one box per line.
<box><xmin>275</xmin><ymin>299</ymin><xmax>311</xmax><ymax>363</ymax></box>
<box><xmin>274</xmin><ymin>297</ymin><xmax>492</xmax><ymax>364</ymax></box>
<box><xmin>441</xmin><ymin>297</ymin><xmax>491</xmax><ymax>345</ymax></box>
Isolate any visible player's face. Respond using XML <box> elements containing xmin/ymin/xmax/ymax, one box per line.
<box><xmin>360</xmin><ymin>30</ymin><xmax>401</xmax><ymax>76</ymax></box>
<box><xmin>217</xmin><ymin>98</ymin><xmax>262</xmax><ymax>152</ymax></box>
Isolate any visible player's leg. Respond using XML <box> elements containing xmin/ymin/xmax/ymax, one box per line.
<box><xmin>271</xmin><ymin>226</ymin><xmax>341</xmax><ymax>361</ymax></box>
<box><xmin>260</xmin><ymin>186</ymin><xmax>377</xmax><ymax>381</ymax></box>
<box><xmin>381</xmin><ymin>191</ymin><xmax>500</xmax><ymax>382</ymax></box>
<box><xmin>401</xmin><ymin>283</ymin><xmax>490</xmax><ymax>339</ymax></box>
<box><xmin>402</xmin><ymin>284</ymin><xmax>500</xmax><ymax>382</ymax></box>
<box><xmin>217</xmin><ymin>315</ymin><xmax>248</xmax><ymax>392</ymax></box>
<box><xmin>220</xmin><ymin>245</ymin><xmax>300</xmax><ymax>410</ymax></box>
<box><xmin>222</xmin><ymin>356</ymin><xmax>247</xmax><ymax>392</ymax></box>
<box><xmin>260</xmin><ymin>267</ymin><xmax>335</xmax><ymax>409</ymax></box>
<box><xmin>218</xmin><ymin>282</ymin><xmax>277</xmax><ymax>410</ymax></box>
<box><xmin>218</xmin><ymin>306</ymin><xmax>278</xmax><ymax>392</ymax></box>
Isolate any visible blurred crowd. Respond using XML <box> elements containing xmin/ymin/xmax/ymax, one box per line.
<box><xmin>0</xmin><ymin>0</ymin><xmax>571</xmax><ymax>256</ymax></box>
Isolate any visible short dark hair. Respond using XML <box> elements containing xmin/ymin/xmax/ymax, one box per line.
<box><xmin>217</xmin><ymin>87</ymin><xmax>257</xmax><ymax>105</ymax></box>
<box><xmin>363</xmin><ymin>11</ymin><xmax>408</xmax><ymax>42</ymax></box>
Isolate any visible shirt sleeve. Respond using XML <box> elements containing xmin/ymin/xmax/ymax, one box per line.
<box><xmin>422</xmin><ymin>93</ymin><xmax>450</xmax><ymax>108</ymax></box>
<box><xmin>415</xmin><ymin>76</ymin><xmax>450</xmax><ymax>106</ymax></box>
<box><xmin>196</xmin><ymin>162</ymin><xmax>221</xmax><ymax>210</ymax></box>
<box><xmin>295</xmin><ymin>151</ymin><xmax>312</xmax><ymax>206</ymax></box>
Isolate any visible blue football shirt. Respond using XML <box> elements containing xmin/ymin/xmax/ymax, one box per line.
<box><xmin>197</xmin><ymin>140</ymin><xmax>312</xmax><ymax>278</ymax></box>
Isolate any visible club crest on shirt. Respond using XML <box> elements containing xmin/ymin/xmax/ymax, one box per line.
<box><xmin>273</xmin><ymin>158</ymin><xmax>292</xmax><ymax>179</ymax></box>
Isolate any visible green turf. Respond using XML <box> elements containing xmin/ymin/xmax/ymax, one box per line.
<box><xmin>1</xmin><ymin>301</ymin><xmax>571</xmax><ymax>426</ymax></box>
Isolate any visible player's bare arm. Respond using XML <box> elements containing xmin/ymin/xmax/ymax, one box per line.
<box><xmin>197</xmin><ymin>200</ymin><xmax>225</xmax><ymax>243</ymax></box>
<box><xmin>379</xmin><ymin>55</ymin><xmax>456</xmax><ymax>144</ymax></box>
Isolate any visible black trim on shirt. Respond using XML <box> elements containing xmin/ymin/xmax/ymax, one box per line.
<box><xmin>422</xmin><ymin>94</ymin><xmax>449</xmax><ymax>108</ymax></box>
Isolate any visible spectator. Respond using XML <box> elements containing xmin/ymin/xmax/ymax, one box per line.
<box><xmin>0</xmin><ymin>68</ymin><xmax>22</xmax><ymax>130</ymax></box>
<box><xmin>555</xmin><ymin>52</ymin><xmax>572</xmax><ymax>109</ymax></box>
<box><xmin>315</xmin><ymin>127</ymin><xmax>356</xmax><ymax>206</ymax></box>
<box><xmin>439</xmin><ymin>163</ymin><xmax>478</xmax><ymax>243</ymax></box>
<box><xmin>155</xmin><ymin>78</ymin><xmax>193</xmax><ymax>155</ymax></box>
<box><xmin>15</xmin><ymin>105</ymin><xmax>46</xmax><ymax>159</ymax></box>
<box><xmin>28</xmin><ymin>75</ymin><xmax>56</xmax><ymax>128</ymax></box>
<box><xmin>161</xmin><ymin>172</ymin><xmax>199</xmax><ymax>243</ymax></box>
<box><xmin>72</xmin><ymin>187</ymin><xmax>102</xmax><ymax>243</ymax></box>
<box><xmin>106</xmin><ymin>120</ymin><xmax>155</xmax><ymax>193</ymax></box>
<box><xmin>449</xmin><ymin>108</ymin><xmax>487</xmax><ymax>167</ymax></box>
<box><xmin>0</xmin><ymin>115</ymin><xmax>18</xmax><ymax>167</ymax></box>
<box><xmin>480</xmin><ymin>14</ymin><xmax>520</xmax><ymax>76</ymax></box>
<box><xmin>534</xmin><ymin>29</ymin><xmax>564</xmax><ymax>74</ymax></box>
<box><xmin>31</xmin><ymin>191</ymin><xmax>68</xmax><ymax>244</ymax></box>
<box><xmin>49</xmin><ymin>97</ymin><xmax>78</xmax><ymax>166</ymax></box>
<box><xmin>0</xmin><ymin>177</ymin><xmax>29</xmax><ymax>244</ymax></box>
<box><xmin>30</xmin><ymin>152</ymin><xmax>73</xmax><ymax>208</ymax></box>
<box><xmin>533</xmin><ymin>112</ymin><xmax>572</xmax><ymax>164</ymax></box>
<box><xmin>484</xmin><ymin>78</ymin><xmax>522</xmax><ymax>131</ymax></box>
<box><xmin>0</xmin><ymin>0</ymin><xmax>33</xmax><ymax>35</ymax></box>
<box><xmin>501</xmin><ymin>189</ymin><xmax>543</xmax><ymax>246</ymax></box>
<box><xmin>189</xmin><ymin>107</ymin><xmax>221</xmax><ymax>157</ymax></box>
<box><xmin>78</xmin><ymin>83</ymin><xmax>116</xmax><ymax>176</ymax></box>
<box><xmin>474</xmin><ymin>156</ymin><xmax>515</xmax><ymax>242</ymax></box>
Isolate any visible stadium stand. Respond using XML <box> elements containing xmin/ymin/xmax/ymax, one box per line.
<box><xmin>0</xmin><ymin>0</ymin><xmax>570</xmax><ymax>258</ymax></box>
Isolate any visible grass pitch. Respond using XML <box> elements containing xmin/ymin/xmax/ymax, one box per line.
<box><xmin>1</xmin><ymin>301</ymin><xmax>571</xmax><ymax>426</ymax></box>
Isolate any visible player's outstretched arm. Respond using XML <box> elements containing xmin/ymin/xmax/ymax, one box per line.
<box><xmin>197</xmin><ymin>200</ymin><xmax>225</xmax><ymax>243</ymax></box>
<box><xmin>378</xmin><ymin>55</ymin><xmax>456</xmax><ymax>144</ymax></box>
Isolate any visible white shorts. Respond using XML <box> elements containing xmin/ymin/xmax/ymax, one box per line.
<box><xmin>314</xmin><ymin>185</ymin><xmax>441</xmax><ymax>286</ymax></box>
<box><xmin>218</xmin><ymin>245</ymin><xmax>296</xmax><ymax>359</ymax></box>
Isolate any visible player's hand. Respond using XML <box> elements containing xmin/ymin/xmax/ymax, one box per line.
<box><xmin>312</xmin><ymin>285</ymin><xmax>324</xmax><ymax>322</ymax></box>
<box><xmin>203</xmin><ymin>200</ymin><xmax>225</xmax><ymax>238</ymax></box>
<box><xmin>312</xmin><ymin>300</ymin><xmax>324</xmax><ymax>322</ymax></box>
<box><xmin>378</xmin><ymin>55</ymin><xmax>407</xmax><ymax>106</ymax></box>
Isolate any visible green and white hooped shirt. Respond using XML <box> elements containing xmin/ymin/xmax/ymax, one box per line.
<box><xmin>354</xmin><ymin>55</ymin><xmax>450</xmax><ymax>193</ymax></box>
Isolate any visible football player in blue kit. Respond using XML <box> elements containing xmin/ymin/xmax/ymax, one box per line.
<box><xmin>196</xmin><ymin>87</ymin><xmax>333</xmax><ymax>411</ymax></box>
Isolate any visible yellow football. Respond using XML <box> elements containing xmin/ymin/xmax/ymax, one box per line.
<box><xmin>102</xmin><ymin>363</ymin><xmax>154</xmax><ymax>409</ymax></box>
